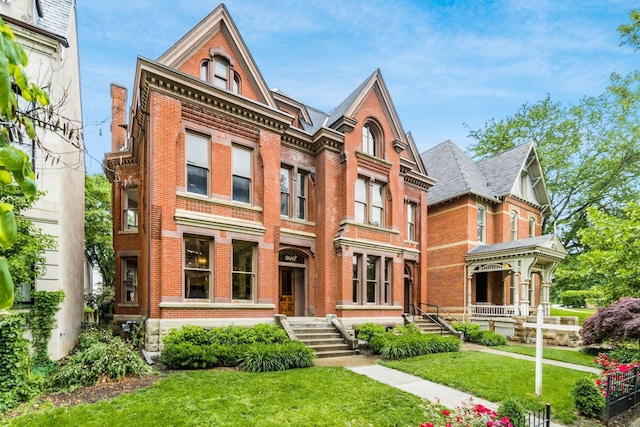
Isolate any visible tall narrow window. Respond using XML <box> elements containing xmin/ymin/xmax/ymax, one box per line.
<box><xmin>184</xmin><ymin>237</ymin><xmax>210</xmax><ymax>299</ymax></box>
<box><xmin>280</xmin><ymin>167</ymin><xmax>290</xmax><ymax>216</ymax></box>
<box><xmin>297</xmin><ymin>171</ymin><xmax>307</xmax><ymax>220</ymax></box>
<box><xmin>232</xmin><ymin>241</ymin><xmax>255</xmax><ymax>300</ymax></box>
<box><xmin>122</xmin><ymin>258</ymin><xmax>138</xmax><ymax>303</ymax></box>
<box><xmin>477</xmin><ymin>205</ymin><xmax>486</xmax><ymax>242</ymax></box>
<box><xmin>362</xmin><ymin>124</ymin><xmax>377</xmax><ymax>156</ymax></box>
<box><xmin>371</xmin><ymin>183</ymin><xmax>384</xmax><ymax>227</ymax></box>
<box><xmin>510</xmin><ymin>211</ymin><xmax>518</xmax><ymax>241</ymax></box>
<box><xmin>384</xmin><ymin>258</ymin><xmax>392</xmax><ymax>304</ymax></box>
<box><xmin>529</xmin><ymin>218</ymin><xmax>536</xmax><ymax>238</ymax></box>
<box><xmin>123</xmin><ymin>188</ymin><xmax>138</xmax><ymax>232</ymax></box>
<box><xmin>407</xmin><ymin>203</ymin><xmax>416</xmax><ymax>241</ymax></box>
<box><xmin>200</xmin><ymin>61</ymin><xmax>209</xmax><ymax>81</ymax></box>
<box><xmin>352</xmin><ymin>255</ymin><xmax>361</xmax><ymax>303</ymax></box>
<box><xmin>354</xmin><ymin>177</ymin><xmax>367</xmax><ymax>224</ymax></box>
<box><xmin>186</xmin><ymin>133</ymin><xmax>209</xmax><ymax>195</ymax></box>
<box><xmin>232</xmin><ymin>72</ymin><xmax>240</xmax><ymax>94</ymax></box>
<box><xmin>521</xmin><ymin>172</ymin><xmax>529</xmax><ymax>199</ymax></box>
<box><xmin>214</xmin><ymin>59</ymin><xmax>228</xmax><ymax>89</ymax></box>
<box><xmin>15</xmin><ymin>276</ymin><xmax>33</xmax><ymax>305</ymax></box>
<box><xmin>232</xmin><ymin>146</ymin><xmax>252</xmax><ymax>203</ymax></box>
<box><xmin>366</xmin><ymin>256</ymin><xmax>379</xmax><ymax>304</ymax></box>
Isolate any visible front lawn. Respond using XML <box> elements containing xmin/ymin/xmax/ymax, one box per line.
<box><xmin>493</xmin><ymin>344</ymin><xmax>597</xmax><ymax>367</ymax></box>
<box><xmin>8</xmin><ymin>368</ymin><xmax>430</xmax><ymax>427</ymax></box>
<box><xmin>382</xmin><ymin>350</ymin><xmax>597</xmax><ymax>425</ymax></box>
<box><xmin>549</xmin><ymin>307</ymin><xmax>596</xmax><ymax>325</ymax></box>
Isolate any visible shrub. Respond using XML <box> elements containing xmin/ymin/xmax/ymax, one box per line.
<box><xmin>572</xmin><ymin>377</ymin><xmax>605</xmax><ymax>418</ymax></box>
<box><xmin>561</xmin><ymin>290</ymin><xmax>592</xmax><ymax>308</ymax></box>
<box><xmin>160</xmin><ymin>342</ymin><xmax>218</xmax><ymax>369</ymax></box>
<box><xmin>369</xmin><ymin>333</ymin><xmax>393</xmax><ymax>354</ymax></box>
<box><xmin>355</xmin><ymin>322</ymin><xmax>386</xmax><ymax>342</ymax></box>
<box><xmin>77</xmin><ymin>326</ymin><xmax>115</xmax><ymax>350</ymax></box>
<box><xmin>498</xmin><ymin>397</ymin><xmax>525</xmax><ymax>424</ymax></box>
<box><xmin>163</xmin><ymin>325</ymin><xmax>215</xmax><ymax>346</ymax></box>
<box><xmin>452</xmin><ymin>322</ymin><xmax>481</xmax><ymax>341</ymax></box>
<box><xmin>475</xmin><ymin>330</ymin><xmax>508</xmax><ymax>346</ymax></box>
<box><xmin>0</xmin><ymin>312</ymin><xmax>30</xmax><ymax>413</ymax></box>
<box><xmin>239</xmin><ymin>341</ymin><xmax>315</xmax><ymax>372</ymax></box>
<box><xmin>607</xmin><ymin>347</ymin><xmax>640</xmax><ymax>364</ymax></box>
<box><xmin>52</xmin><ymin>336</ymin><xmax>153</xmax><ymax>391</ymax></box>
<box><xmin>372</xmin><ymin>330</ymin><xmax>460</xmax><ymax>360</ymax></box>
<box><xmin>252</xmin><ymin>323</ymin><xmax>288</xmax><ymax>344</ymax></box>
<box><xmin>582</xmin><ymin>297</ymin><xmax>640</xmax><ymax>346</ymax></box>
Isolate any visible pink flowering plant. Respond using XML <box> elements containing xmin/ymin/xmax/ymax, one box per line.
<box><xmin>418</xmin><ymin>398</ymin><xmax>513</xmax><ymax>427</ymax></box>
<box><xmin>594</xmin><ymin>353</ymin><xmax>640</xmax><ymax>398</ymax></box>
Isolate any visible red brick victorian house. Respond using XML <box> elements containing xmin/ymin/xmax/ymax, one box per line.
<box><xmin>420</xmin><ymin>140</ymin><xmax>567</xmax><ymax>330</ymax></box>
<box><xmin>104</xmin><ymin>4</ymin><xmax>434</xmax><ymax>351</ymax></box>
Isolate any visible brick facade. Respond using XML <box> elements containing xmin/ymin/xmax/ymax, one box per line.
<box><xmin>104</xmin><ymin>5</ymin><xmax>434</xmax><ymax>349</ymax></box>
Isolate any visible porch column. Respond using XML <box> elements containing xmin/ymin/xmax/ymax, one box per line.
<box><xmin>513</xmin><ymin>272</ymin><xmax>520</xmax><ymax>316</ymax></box>
<box><xmin>520</xmin><ymin>279</ymin><xmax>531</xmax><ymax>316</ymax></box>
<box><xmin>467</xmin><ymin>270</ymin><xmax>473</xmax><ymax>317</ymax></box>
<box><xmin>541</xmin><ymin>281</ymin><xmax>551</xmax><ymax>316</ymax></box>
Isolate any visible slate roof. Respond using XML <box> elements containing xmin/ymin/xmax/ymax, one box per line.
<box><xmin>467</xmin><ymin>234</ymin><xmax>553</xmax><ymax>255</ymax></box>
<box><xmin>421</xmin><ymin>140</ymin><xmax>536</xmax><ymax>206</ymax></box>
<box><xmin>37</xmin><ymin>0</ymin><xmax>73</xmax><ymax>44</ymax></box>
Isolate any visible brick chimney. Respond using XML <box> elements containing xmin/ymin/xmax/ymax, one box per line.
<box><xmin>110</xmin><ymin>84</ymin><xmax>128</xmax><ymax>151</ymax></box>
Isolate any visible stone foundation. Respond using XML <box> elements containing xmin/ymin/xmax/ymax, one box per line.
<box><xmin>468</xmin><ymin>315</ymin><xmax>581</xmax><ymax>347</ymax></box>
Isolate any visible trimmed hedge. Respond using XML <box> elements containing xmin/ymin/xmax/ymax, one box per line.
<box><xmin>452</xmin><ymin>322</ymin><xmax>508</xmax><ymax>346</ymax></box>
<box><xmin>572</xmin><ymin>377</ymin><xmax>605</xmax><ymax>418</ymax></box>
<box><xmin>355</xmin><ymin>322</ymin><xmax>387</xmax><ymax>342</ymax></box>
<box><xmin>160</xmin><ymin>324</ymin><xmax>315</xmax><ymax>372</ymax></box>
<box><xmin>561</xmin><ymin>290</ymin><xmax>601</xmax><ymax>308</ymax></box>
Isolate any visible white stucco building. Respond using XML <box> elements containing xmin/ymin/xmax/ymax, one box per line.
<box><xmin>0</xmin><ymin>0</ymin><xmax>84</xmax><ymax>359</ymax></box>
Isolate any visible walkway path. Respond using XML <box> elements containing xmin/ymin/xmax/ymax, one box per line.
<box><xmin>315</xmin><ymin>343</ymin><xmax>600</xmax><ymax>427</ymax></box>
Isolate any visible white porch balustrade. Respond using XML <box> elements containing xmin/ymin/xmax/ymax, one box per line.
<box><xmin>470</xmin><ymin>304</ymin><xmax>516</xmax><ymax>317</ymax></box>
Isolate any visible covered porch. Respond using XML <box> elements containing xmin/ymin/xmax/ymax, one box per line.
<box><xmin>464</xmin><ymin>234</ymin><xmax>567</xmax><ymax>318</ymax></box>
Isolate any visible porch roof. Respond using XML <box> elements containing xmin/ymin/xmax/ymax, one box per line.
<box><xmin>465</xmin><ymin>234</ymin><xmax>567</xmax><ymax>263</ymax></box>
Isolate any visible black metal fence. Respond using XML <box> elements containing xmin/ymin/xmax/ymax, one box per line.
<box><xmin>513</xmin><ymin>404</ymin><xmax>551</xmax><ymax>427</ymax></box>
<box><xmin>605</xmin><ymin>365</ymin><xmax>640</xmax><ymax>420</ymax></box>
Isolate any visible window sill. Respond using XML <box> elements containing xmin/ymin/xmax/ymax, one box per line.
<box><xmin>177</xmin><ymin>191</ymin><xmax>263</xmax><ymax>213</ymax></box>
<box><xmin>119</xmin><ymin>229</ymin><xmax>139</xmax><ymax>235</ymax></box>
<box><xmin>335</xmin><ymin>304</ymin><xmax>403</xmax><ymax>311</ymax></box>
<box><xmin>118</xmin><ymin>303</ymin><xmax>139</xmax><ymax>308</ymax></box>
<box><xmin>159</xmin><ymin>301</ymin><xmax>275</xmax><ymax>309</ymax></box>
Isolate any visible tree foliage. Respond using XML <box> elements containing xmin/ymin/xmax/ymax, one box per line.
<box><xmin>582</xmin><ymin>297</ymin><xmax>640</xmax><ymax>346</ymax></box>
<box><xmin>467</xmin><ymin>73</ymin><xmax>640</xmax><ymax>254</ymax></box>
<box><xmin>0</xmin><ymin>18</ymin><xmax>50</xmax><ymax>310</ymax></box>
<box><xmin>556</xmin><ymin>203</ymin><xmax>640</xmax><ymax>304</ymax></box>
<box><xmin>84</xmin><ymin>173</ymin><xmax>114</xmax><ymax>287</ymax></box>
<box><xmin>618</xmin><ymin>8</ymin><xmax>640</xmax><ymax>51</ymax></box>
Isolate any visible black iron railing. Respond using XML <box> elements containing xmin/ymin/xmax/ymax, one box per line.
<box><xmin>605</xmin><ymin>365</ymin><xmax>640</xmax><ymax>420</ymax></box>
<box><xmin>514</xmin><ymin>404</ymin><xmax>550</xmax><ymax>427</ymax></box>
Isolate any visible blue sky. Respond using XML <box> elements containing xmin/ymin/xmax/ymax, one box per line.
<box><xmin>77</xmin><ymin>1</ymin><xmax>638</xmax><ymax>174</ymax></box>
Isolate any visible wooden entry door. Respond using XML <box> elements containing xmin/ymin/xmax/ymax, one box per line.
<box><xmin>279</xmin><ymin>268</ymin><xmax>294</xmax><ymax>316</ymax></box>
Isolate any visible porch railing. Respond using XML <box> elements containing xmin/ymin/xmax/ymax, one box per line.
<box><xmin>470</xmin><ymin>304</ymin><xmax>516</xmax><ymax>317</ymax></box>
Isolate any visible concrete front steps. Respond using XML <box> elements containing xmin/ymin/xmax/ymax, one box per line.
<box><xmin>413</xmin><ymin>316</ymin><xmax>458</xmax><ymax>337</ymax></box>
<box><xmin>288</xmin><ymin>319</ymin><xmax>358</xmax><ymax>358</ymax></box>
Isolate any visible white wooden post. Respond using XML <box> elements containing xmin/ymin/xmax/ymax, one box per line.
<box><xmin>523</xmin><ymin>305</ymin><xmax>582</xmax><ymax>398</ymax></box>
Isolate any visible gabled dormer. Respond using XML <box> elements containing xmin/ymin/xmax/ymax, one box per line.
<box><xmin>272</xmin><ymin>89</ymin><xmax>312</xmax><ymax>129</ymax></box>
<box><xmin>156</xmin><ymin>4</ymin><xmax>277</xmax><ymax>109</ymax></box>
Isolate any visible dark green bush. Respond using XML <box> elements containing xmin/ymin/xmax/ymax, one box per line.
<box><xmin>163</xmin><ymin>325</ymin><xmax>215</xmax><ymax>346</ymax></box>
<box><xmin>607</xmin><ymin>347</ymin><xmax>640</xmax><ymax>363</ymax></box>
<box><xmin>52</xmin><ymin>336</ymin><xmax>153</xmax><ymax>391</ymax></box>
<box><xmin>572</xmin><ymin>377</ymin><xmax>605</xmax><ymax>419</ymax></box>
<box><xmin>498</xmin><ymin>397</ymin><xmax>525</xmax><ymax>425</ymax></box>
<box><xmin>561</xmin><ymin>290</ymin><xmax>593</xmax><ymax>308</ymax></box>
<box><xmin>252</xmin><ymin>323</ymin><xmax>288</xmax><ymax>344</ymax></box>
<box><xmin>160</xmin><ymin>342</ymin><xmax>218</xmax><ymax>369</ymax></box>
<box><xmin>355</xmin><ymin>322</ymin><xmax>387</xmax><ymax>342</ymax></box>
<box><xmin>475</xmin><ymin>330</ymin><xmax>508</xmax><ymax>346</ymax></box>
<box><xmin>239</xmin><ymin>342</ymin><xmax>315</xmax><ymax>372</ymax></box>
<box><xmin>77</xmin><ymin>326</ymin><xmax>115</xmax><ymax>350</ymax></box>
<box><xmin>380</xmin><ymin>334</ymin><xmax>460</xmax><ymax>360</ymax></box>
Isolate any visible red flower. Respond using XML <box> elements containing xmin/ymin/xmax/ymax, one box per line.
<box><xmin>419</xmin><ymin>423</ymin><xmax>434</xmax><ymax>427</ymax></box>
<box><xmin>442</xmin><ymin>409</ymin><xmax>451</xmax><ymax>416</ymax></box>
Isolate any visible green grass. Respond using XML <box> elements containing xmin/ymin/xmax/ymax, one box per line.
<box><xmin>7</xmin><ymin>368</ymin><xmax>430</xmax><ymax>427</ymax></box>
<box><xmin>382</xmin><ymin>350</ymin><xmax>597</xmax><ymax>425</ymax></box>
<box><xmin>550</xmin><ymin>307</ymin><xmax>596</xmax><ymax>325</ymax></box>
<box><xmin>493</xmin><ymin>344</ymin><xmax>597</xmax><ymax>367</ymax></box>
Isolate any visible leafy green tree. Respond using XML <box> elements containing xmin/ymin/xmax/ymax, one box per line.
<box><xmin>558</xmin><ymin>203</ymin><xmax>640</xmax><ymax>304</ymax></box>
<box><xmin>467</xmin><ymin>73</ymin><xmax>640</xmax><ymax>254</ymax></box>
<box><xmin>618</xmin><ymin>8</ymin><xmax>640</xmax><ymax>51</ymax></box>
<box><xmin>0</xmin><ymin>186</ymin><xmax>55</xmax><ymax>300</ymax></box>
<box><xmin>84</xmin><ymin>173</ymin><xmax>114</xmax><ymax>287</ymax></box>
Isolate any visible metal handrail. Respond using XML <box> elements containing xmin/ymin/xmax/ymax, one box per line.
<box><xmin>412</xmin><ymin>304</ymin><xmax>463</xmax><ymax>338</ymax></box>
<box><xmin>421</xmin><ymin>303</ymin><xmax>463</xmax><ymax>325</ymax></box>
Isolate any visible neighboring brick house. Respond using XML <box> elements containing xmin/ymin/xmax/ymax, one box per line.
<box><xmin>421</xmin><ymin>140</ymin><xmax>567</xmax><ymax>322</ymax></box>
<box><xmin>104</xmin><ymin>4</ymin><xmax>434</xmax><ymax>351</ymax></box>
<box><xmin>1</xmin><ymin>0</ymin><xmax>84</xmax><ymax>359</ymax></box>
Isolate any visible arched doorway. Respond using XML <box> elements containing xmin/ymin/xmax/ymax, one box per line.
<box><xmin>278</xmin><ymin>249</ymin><xmax>307</xmax><ymax>317</ymax></box>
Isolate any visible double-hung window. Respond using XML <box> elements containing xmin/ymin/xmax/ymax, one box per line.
<box><xmin>186</xmin><ymin>133</ymin><xmax>209</xmax><ymax>195</ymax></box>
<box><xmin>529</xmin><ymin>218</ymin><xmax>536</xmax><ymax>238</ymax></box>
<box><xmin>477</xmin><ymin>204</ymin><xmax>486</xmax><ymax>242</ymax></box>
<box><xmin>510</xmin><ymin>211</ymin><xmax>518</xmax><ymax>241</ymax></box>
<box><xmin>201</xmin><ymin>57</ymin><xmax>241</xmax><ymax>94</ymax></box>
<box><xmin>232</xmin><ymin>145</ymin><xmax>252</xmax><ymax>203</ymax></box>
<box><xmin>407</xmin><ymin>202</ymin><xmax>417</xmax><ymax>241</ymax></box>
<box><xmin>281</xmin><ymin>166</ymin><xmax>308</xmax><ymax>219</ymax></box>
<box><xmin>232</xmin><ymin>241</ymin><xmax>255</xmax><ymax>300</ymax></box>
<box><xmin>352</xmin><ymin>253</ymin><xmax>393</xmax><ymax>305</ymax></box>
<box><xmin>354</xmin><ymin>176</ymin><xmax>385</xmax><ymax>227</ymax></box>
<box><xmin>122</xmin><ymin>258</ymin><xmax>138</xmax><ymax>303</ymax></box>
<box><xmin>361</xmin><ymin>124</ymin><xmax>377</xmax><ymax>156</ymax></box>
<box><xmin>352</xmin><ymin>255</ymin><xmax>361</xmax><ymax>304</ymax></box>
<box><xmin>123</xmin><ymin>188</ymin><xmax>138</xmax><ymax>232</ymax></box>
<box><xmin>184</xmin><ymin>236</ymin><xmax>211</xmax><ymax>299</ymax></box>
<box><xmin>366</xmin><ymin>256</ymin><xmax>379</xmax><ymax>303</ymax></box>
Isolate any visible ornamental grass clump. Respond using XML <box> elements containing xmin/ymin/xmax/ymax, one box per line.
<box><xmin>367</xmin><ymin>323</ymin><xmax>460</xmax><ymax>360</ymax></box>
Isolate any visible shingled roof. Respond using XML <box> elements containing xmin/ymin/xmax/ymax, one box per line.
<box><xmin>421</xmin><ymin>140</ymin><xmax>549</xmax><ymax>212</ymax></box>
<box><xmin>37</xmin><ymin>0</ymin><xmax>73</xmax><ymax>46</ymax></box>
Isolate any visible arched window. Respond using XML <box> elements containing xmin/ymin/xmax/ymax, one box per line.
<box><xmin>529</xmin><ymin>217</ymin><xmax>536</xmax><ymax>238</ymax></box>
<box><xmin>510</xmin><ymin>211</ymin><xmax>518</xmax><ymax>241</ymax></box>
<box><xmin>200</xmin><ymin>56</ymin><xmax>240</xmax><ymax>94</ymax></box>
<box><xmin>361</xmin><ymin>122</ymin><xmax>381</xmax><ymax>157</ymax></box>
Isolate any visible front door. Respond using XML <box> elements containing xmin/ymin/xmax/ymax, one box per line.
<box><xmin>279</xmin><ymin>268</ymin><xmax>294</xmax><ymax>316</ymax></box>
